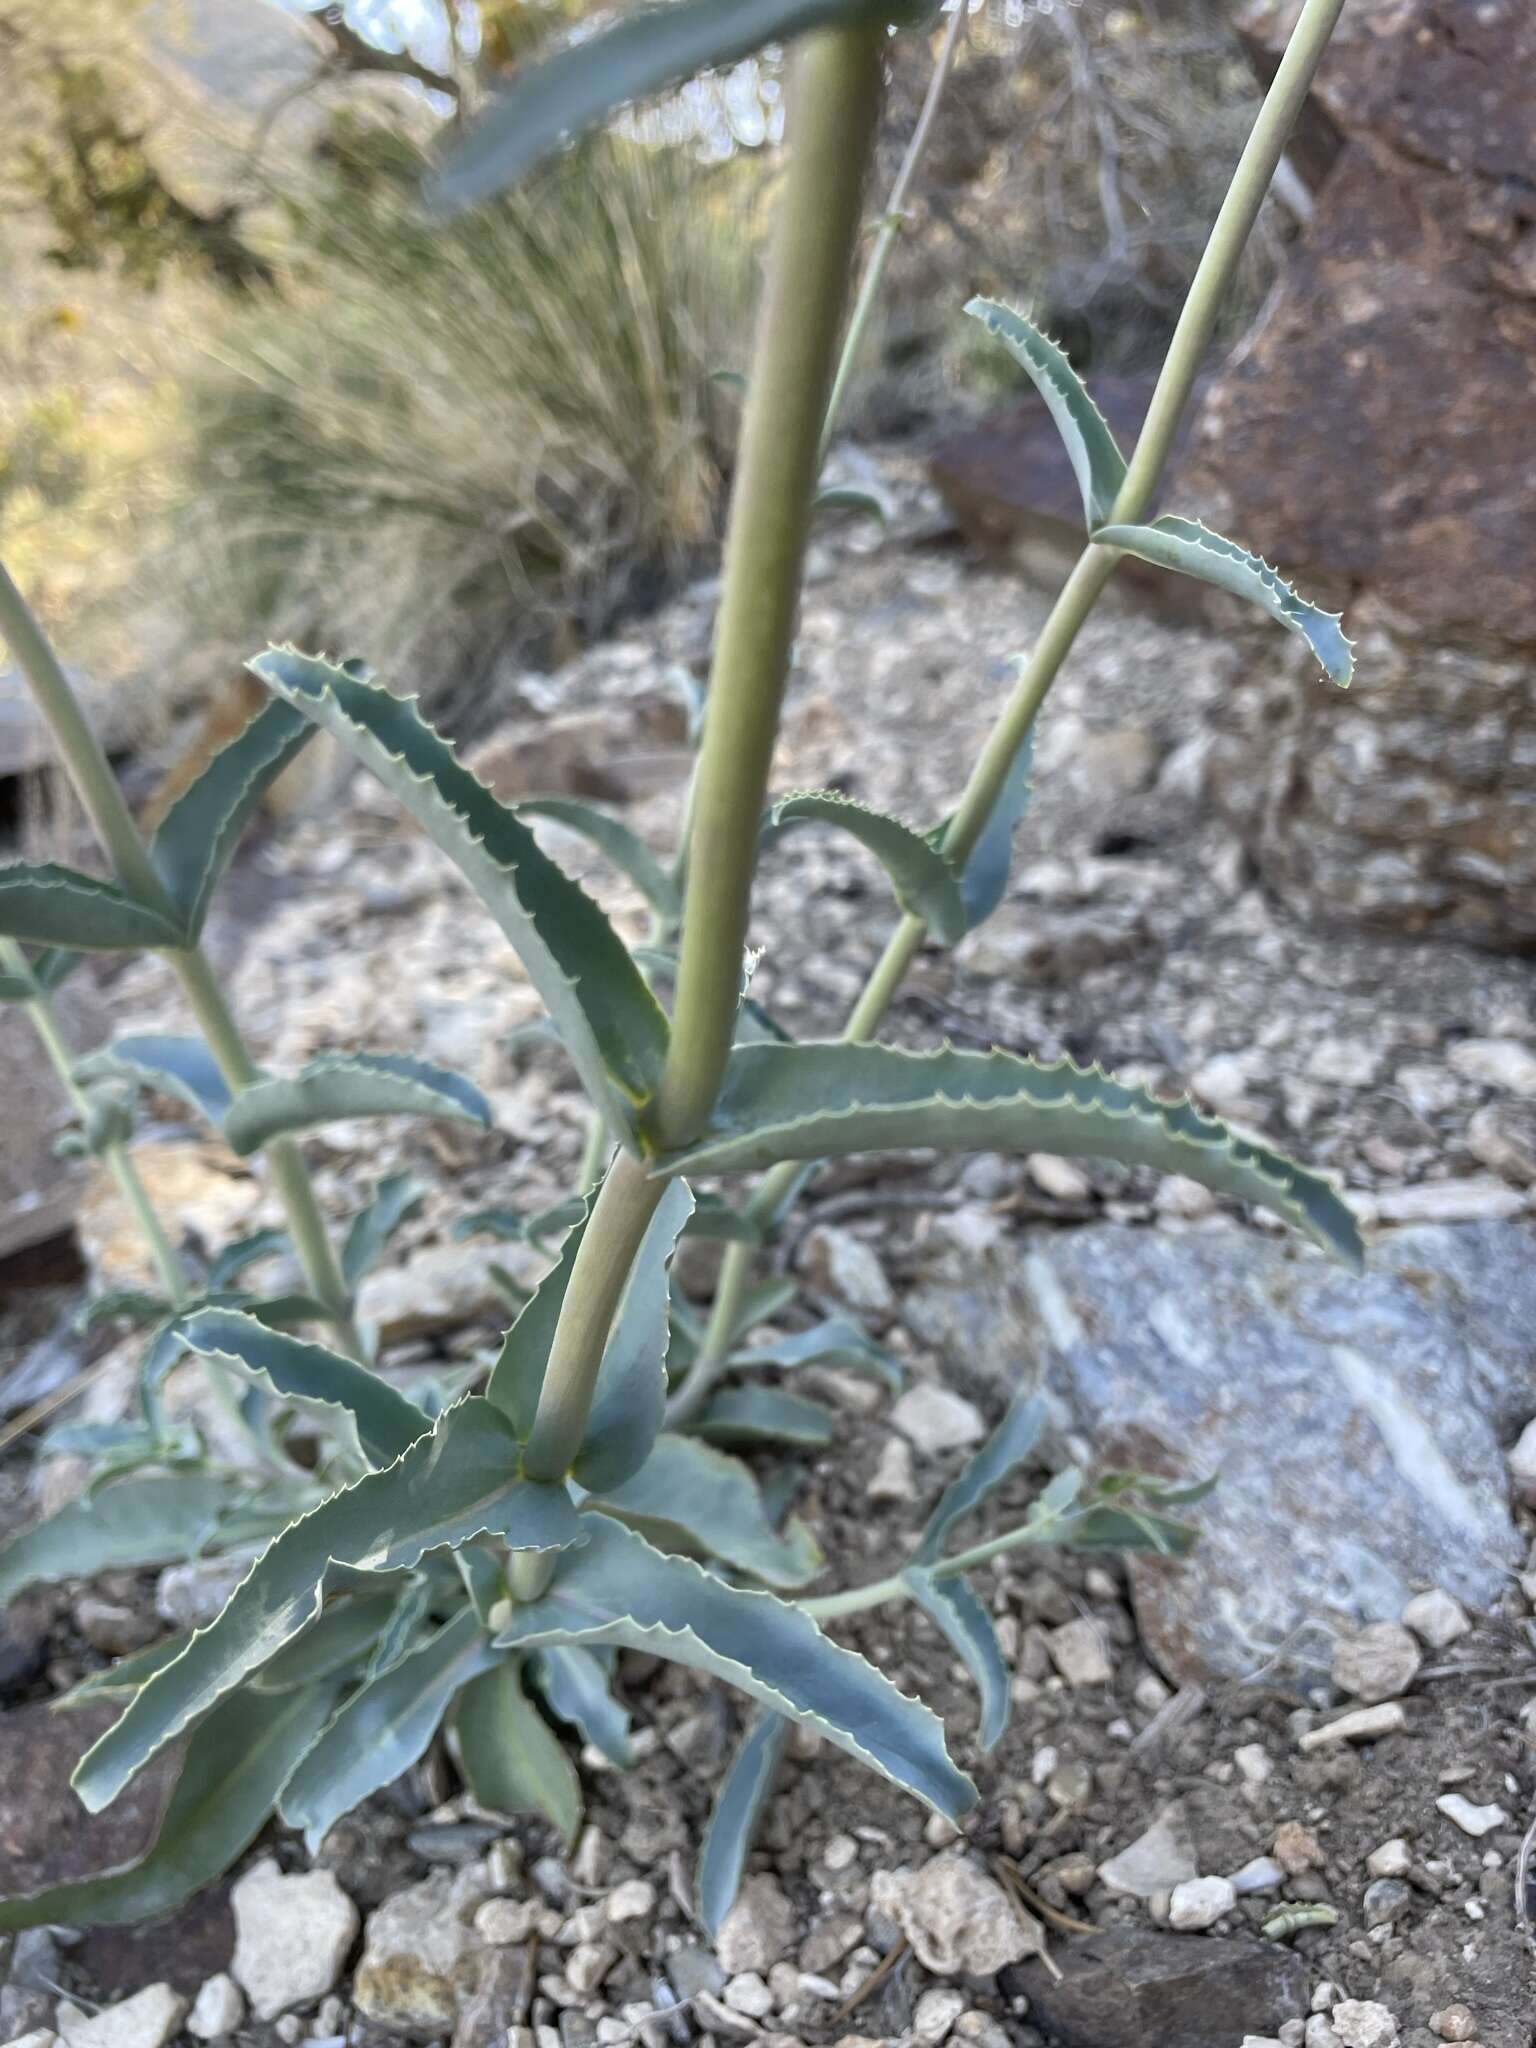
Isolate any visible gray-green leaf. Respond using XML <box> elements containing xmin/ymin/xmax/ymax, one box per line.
<box><xmin>1091</xmin><ymin>515</ymin><xmax>1354</xmax><ymax>684</ymax></box>
<box><xmin>486</xmin><ymin>1200</ymin><xmax>591</xmax><ymax>1439</ymax></box>
<box><xmin>514</xmin><ymin>797</ymin><xmax>681</xmax><ymax>921</ymax></box>
<box><xmin>222</xmin><ymin>1050</ymin><xmax>491</xmax><ymax>1157</ymax></box>
<box><xmin>589</xmin><ymin>1434</ymin><xmax>822</xmax><ymax>1590</ymax></box>
<box><xmin>696</xmin><ymin>1387</ymin><xmax>836</xmax><ymax>1451</ymax></box>
<box><xmin>493</xmin><ymin>1518</ymin><xmax>974</xmax><ymax>1821</ymax></box>
<box><xmin>0</xmin><ymin>1475</ymin><xmax>231</xmax><ymax>1606</ymax></box>
<box><xmin>729</xmin><ymin>1313</ymin><xmax>901</xmax><ymax>1387</ymax></box>
<box><xmin>937</xmin><ymin>722</ymin><xmax>1036</xmax><ymax>932</ymax></box>
<box><xmin>965</xmin><ymin>299</ymin><xmax>1127</xmax><ymax>528</ymax></box>
<box><xmin>659</xmin><ymin>1042</ymin><xmax>1363</xmax><ymax>1268</ymax></box>
<box><xmin>900</xmin><ymin>1566</ymin><xmax>1009</xmax><ymax>1750</ymax></box>
<box><xmin>78</xmin><ymin>1033</ymin><xmax>234</xmax><ymax>1123</ymax></box>
<box><xmin>915</xmin><ymin>1395</ymin><xmax>1048</xmax><ymax>1565</ymax></box>
<box><xmin>250</xmin><ymin>649</ymin><xmax>669</xmax><ymax>1138</ymax></box>
<box><xmin>765</xmin><ymin>791</ymin><xmax>967</xmax><ymax>943</ymax></box>
<box><xmin>343</xmin><ymin>1172</ymin><xmax>427</xmax><ymax>1290</ymax></box>
<box><xmin>456</xmin><ymin>1656</ymin><xmax>582</xmax><ymax>1850</ymax></box>
<box><xmin>150</xmin><ymin>701</ymin><xmax>315</xmax><ymax>939</ymax></box>
<box><xmin>696</xmin><ymin>1711</ymin><xmax>789</xmax><ymax>1939</ymax></box>
<box><xmin>571</xmin><ymin>1181</ymin><xmax>694</xmax><ymax>1495</ymax></box>
<box><xmin>0</xmin><ymin>864</ymin><xmax>184</xmax><ymax>951</ymax></box>
<box><xmin>73</xmin><ymin>1399</ymin><xmax>584</xmax><ymax>1812</ymax></box>
<box><xmin>532</xmin><ymin>1645</ymin><xmax>632</xmax><ymax>1769</ymax></box>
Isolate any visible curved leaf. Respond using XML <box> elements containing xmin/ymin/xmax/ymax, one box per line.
<box><xmin>658</xmin><ymin>1042</ymin><xmax>1363</xmax><ymax>1269</ymax></box>
<box><xmin>431</xmin><ymin>0</ymin><xmax>900</xmax><ymax>210</ymax></box>
<box><xmin>915</xmin><ymin>1395</ymin><xmax>1049</xmax><ymax>1566</ymax></box>
<box><xmin>532</xmin><ymin>1645</ymin><xmax>633</xmax><ymax>1769</ymax></box>
<box><xmin>813</xmin><ymin>483</ymin><xmax>892</xmax><ymax>523</ymax></box>
<box><xmin>453</xmin><ymin>1199</ymin><xmax>586</xmax><ymax>1248</ymax></box>
<box><xmin>493</xmin><ymin>1518</ymin><xmax>975</xmax><ymax>1821</ymax></box>
<box><xmin>765</xmin><ymin>791</ymin><xmax>967</xmax><ymax>943</ymax></box>
<box><xmin>1091</xmin><ymin>515</ymin><xmax>1354</xmax><ymax>685</ymax></box>
<box><xmin>697</xmin><ymin>1387</ymin><xmax>836</xmax><ymax>1450</ymax></box>
<box><xmin>456</xmin><ymin>1656</ymin><xmax>581</xmax><ymax>1849</ymax></box>
<box><xmin>77</xmin><ymin>1289</ymin><xmax>173</xmax><ymax>1335</ymax></box>
<box><xmin>589</xmin><ymin>1434</ymin><xmax>822</xmax><ymax>1589</ymax></box>
<box><xmin>57</xmin><ymin>1633</ymin><xmax>193</xmax><ymax>1707</ymax></box>
<box><xmin>343</xmin><ymin>1171</ymin><xmax>427</xmax><ymax>1290</ymax></box>
<box><xmin>250</xmin><ymin>650</ymin><xmax>669</xmax><ymax>1138</ymax></box>
<box><xmin>254</xmin><ymin>1592</ymin><xmax>403</xmax><ymax>1693</ymax></box>
<box><xmin>208</xmin><ymin>1227</ymin><xmax>289</xmax><ymax>1290</ymax></box>
<box><xmin>729</xmin><ymin>1314</ymin><xmax>901</xmax><ymax>1387</ymax></box>
<box><xmin>0</xmin><ymin>970</ymin><xmax>36</xmax><ymax>1001</ymax></box>
<box><xmin>486</xmin><ymin>1198</ymin><xmax>591</xmax><ymax>1437</ymax></box>
<box><xmin>697</xmin><ymin>1711</ymin><xmax>790</xmax><ymax>1939</ymax></box>
<box><xmin>901</xmin><ymin>1566</ymin><xmax>1009</xmax><ymax>1751</ymax></box>
<box><xmin>937</xmin><ymin>723</ymin><xmax>1036</xmax><ymax>933</ymax></box>
<box><xmin>72</xmin><ymin>1399</ymin><xmax>584</xmax><ymax>1813</ymax></box>
<box><xmin>282</xmin><ymin>1608</ymin><xmax>497</xmax><ymax>1853</ymax></box>
<box><xmin>0</xmin><ymin>864</ymin><xmax>184</xmax><ymax>951</ymax></box>
<box><xmin>572</xmin><ymin>1180</ymin><xmax>694</xmax><ymax>1495</ymax></box>
<box><xmin>0</xmin><ymin>1681</ymin><xmax>337</xmax><ymax>1933</ymax></box>
<box><xmin>177</xmin><ymin>1308</ymin><xmax>430</xmax><ymax>1467</ymax></box>
<box><xmin>0</xmin><ymin>1474</ymin><xmax>230</xmax><ymax>1606</ymax></box>
<box><xmin>150</xmin><ymin>701</ymin><xmax>315</xmax><ymax>938</ymax></box>
<box><xmin>223</xmin><ymin>1050</ymin><xmax>491</xmax><ymax>1156</ymax></box>
<box><xmin>965</xmin><ymin>299</ymin><xmax>1127</xmax><ymax>528</ymax></box>
<box><xmin>31</xmin><ymin>946</ymin><xmax>83</xmax><ymax>993</ymax></box>
<box><xmin>79</xmin><ymin>1033</ymin><xmax>234</xmax><ymax>1123</ymax></box>
<box><xmin>514</xmin><ymin>797</ymin><xmax>681</xmax><ymax>921</ymax></box>
<box><xmin>683</xmin><ymin>1193</ymin><xmax>762</xmax><ymax>1245</ymax></box>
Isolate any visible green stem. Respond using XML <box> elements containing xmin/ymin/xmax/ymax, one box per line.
<box><xmin>684</xmin><ymin>0</ymin><xmax>1348</xmax><ymax>1391</ymax></box>
<box><xmin>646</xmin><ymin>22</ymin><xmax>885</xmax><ymax>1153</ymax></box>
<box><xmin>0</xmin><ymin>559</ymin><xmax>359</xmax><ymax>1354</ymax></box>
<box><xmin>801</xmin><ymin>1508</ymin><xmax>1074</xmax><ymax>1620</ymax></box>
<box><xmin>821</xmin><ymin>0</ymin><xmax>967</xmax><ymax>454</ymax></box>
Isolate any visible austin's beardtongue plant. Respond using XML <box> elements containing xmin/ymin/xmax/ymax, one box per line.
<box><xmin>0</xmin><ymin>0</ymin><xmax>1354</xmax><ymax>1943</ymax></box>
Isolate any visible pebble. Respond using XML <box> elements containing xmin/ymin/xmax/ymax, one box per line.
<box><xmin>1234</xmin><ymin>1743</ymin><xmax>1273</xmax><ymax>1783</ymax></box>
<box><xmin>231</xmin><ymin>1859</ymin><xmax>359</xmax><ymax>2021</ymax></box>
<box><xmin>822</xmin><ymin>1834</ymin><xmax>858</xmax><ymax>1873</ymax></box>
<box><xmin>72</xmin><ymin>1596</ymin><xmax>159</xmax><ymax>1658</ymax></box>
<box><xmin>912</xmin><ymin>1989</ymin><xmax>966</xmax><ymax>2044</ymax></box>
<box><xmin>4</xmin><ymin>2033</ymin><xmax>57</xmax><ymax>2048</ymax></box>
<box><xmin>1467</xmin><ymin>1100</ymin><xmax>1536</xmax><ymax>1184</ymax></box>
<box><xmin>1026</xmin><ymin>1154</ymin><xmax>1093</xmax><ymax>1202</ymax></box>
<box><xmin>1305</xmin><ymin>2021</ymin><xmax>1342</xmax><ymax>2048</ymax></box>
<box><xmin>1435</xmin><ymin>1794</ymin><xmax>1508</xmax><ymax>1838</ymax></box>
<box><xmin>1230</xmin><ymin>1856</ymin><xmax>1287</xmax><ymax>1894</ymax></box>
<box><xmin>154</xmin><ymin>1553</ymin><xmax>251</xmax><ymax>1630</ymax></box>
<box><xmin>1400</xmin><ymin>1589</ymin><xmax>1470</xmax><ymax>1649</ymax></box>
<box><xmin>1372</xmin><ymin>1178</ymin><xmax>1525</xmax><ymax>1223</ymax></box>
<box><xmin>889</xmin><ymin>1384</ymin><xmax>985</xmax><ymax>1453</ymax></box>
<box><xmin>1298</xmin><ymin>1703</ymin><xmax>1407</xmax><ymax>1751</ymax></box>
<box><xmin>870</xmin><ymin>1855</ymin><xmax>1042</xmax><ymax>1975</ymax></box>
<box><xmin>1430</xmin><ymin>2008</ymin><xmax>1477</xmax><ymax>2042</ymax></box>
<box><xmin>1366</xmin><ymin>1839</ymin><xmax>1413</xmax><ymax>1879</ymax></box>
<box><xmin>1098</xmin><ymin>1804</ymin><xmax>1198</xmax><ymax>1898</ymax></box>
<box><xmin>1168</xmin><ymin>1876</ymin><xmax>1236</xmax><ymax>1930</ymax></box>
<box><xmin>54</xmin><ymin>1989</ymin><xmax>187</xmax><ymax>2048</ymax></box>
<box><xmin>1447</xmin><ymin>1037</ymin><xmax>1536</xmax><ymax>1096</ymax></box>
<box><xmin>1331</xmin><ymin>1623</ymin><xmax>1422</xmax><ymax>1704</ymax></box>
<box><xmin>1046</xmin><ymin>1617</ymin><xmax>1113</xmax><ymax>1688</ymax></box>
<box><xmin>802</xmin><ymin>1226</ymin><xmax>894</xmax><ymax>1315</ymax></box>
<box><xmin>353</xmin><ymin>1864</ymin><xmax>492</xmax><ymax>2032</ymax></box>
<box><xmin>475</xmin><ymin>1898</ymin><xmax>559</xmax><ymax>1944</ymax></box>
<box><xmin>1362</xmin><ymin>1877</ymin><xmax>1412</xmax><ymax>1927</ymax></box>
<box><xmin>1273</xmin><ymin>1822</ymin><xmax>1325</xmax><ymax>1876</ymax></box>
<box><xmin>1240</xmin><ymin>2039</ymin><xmax>1286</xmax><ymax>2048</ymax></box>
<box><xmin>1507</xmin><ymin>1418</ymin><xmax>1536</xmax><ymax>1507</ymax></box>
<box><xmin>716</xmin><ymin>1875</ymin><xmax>796</xmax><ymax>1976</ymax></box>
<box><xmin>185</xmin><ymin>1975</ymin><xmax>245</xmax><ymax>2041</ymax></box>
<box><xmin>722</xmin><ymin>1976</ymin><xmax>774</xmax><ymax>2020</ymax></box>
<box><xmin>1331</xmin><ymin>2002</ymin><xmax>1398</xmax><ymax>2048</ymax></box>
<box><xmin>865</xmin><ymin>1435</ymin><xmax>916</xmax><ymax>1502</ymax></box>
<box><xmin>605</xmin><ymin>1880</ymin><xmax>654</xmax><ymax>1924</ymax></box>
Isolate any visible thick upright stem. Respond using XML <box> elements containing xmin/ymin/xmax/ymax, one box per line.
<box><xmin>647</xmin><ymin>23</ymin><xmax>885</xmax><ymax>1152</ymax></box>
<box><xmin>0</xmin><ymin>560</ymin><xmax>358</xmax><ymax>1351</ymax></box>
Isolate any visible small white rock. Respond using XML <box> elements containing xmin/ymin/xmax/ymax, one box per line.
<box><xmin>1331</xmin><ymin>1622</ymin><xmax>1421</xmax><ymax>1705</ymax></box>
<box><xmin>912</xmin><ymin>1989</ymin><xmax>967</xmax><ymax>2044</ymax></box>
<box><xmin>1312</xmin><ymin>1983</ymin><xmax>1340</xmax><ymax>2013</ymax></box>
<box><xmin>1046</xmin><ymin>1616</ymin><xmax>1113</xmax><ymax>1688</ymax></box>
<box><xmin>1507</xmin><ymin>1417</ymin><xmax>1536</xmax><ymax>1507</ymax></box>
<box><xmin>1401</xmin><ymin>1589</ymin><xmax>1471</xmax><ymax>1650</ymax></box>
<box><xmin>1330</xmin><ymin>2000</ymin><xmax>1399</xmax><ymax>2048</ymax></box>
<box><xmin>1168</xmin><ymin>1876</ymin><xmax>1236</xmax><ymax>1930</ymax></box>
<box><xmin>54</xmin><ymin>1988</ymin><xmax>187</xmax><ymax>2048</ymax></box>
<box><xmin>605</xmin><ymin>1879</ymin><xmax>655</xmax><ymax>1924</ymax></box>
<box><xmin>6</xmin><ymin>2033</ymin><xmax>59</xmax><ymax>2048</ymax></box>
<box><xmin>1447</xmin><ymin>1037</ymin><xmax>1536</xmax><ymax>1096</ymax></box>
<box><xmin>1229</xmin><ymin>1856</ymin><xmax>1286</xmax><ymax>1895</ymax></box>
<box><xmin>1234</xmin><ymin>1743</ymin><xmax>1273</xmax><ymax>1784</ymax></box>
<box><xmin>890</xmin><ymin>1384</ymin><xmax>985</xmax><ymax>1453</ymax></box>
<box><xmin>231</xmin><ymin>1859</ymin><xmax>359</xmax><ymax>2021</ymax></box>
<box><xmin>186</xmin><ymin>1975</ymin><xmax>245</xmax><ymax>2042</ymax></box>
<box><xmin>1239</xmin><ymin>2038</ymin><xmax>1286</xmax><ymax>2048</ymax></box>
<box><xmin>1298</xmin><ymin>1702</ymin><xmax>1407</xmax><ymax>1751</ymax></box>
<box><xmin>721</xmin><ymin>1974</ymin><xmax>774</xmax><ymax>2019</ymax></box>
<box><xmin>1304</xmin><ymin>2020</ymin><xmax>1342</xmax><ymax>2048</ymax></box>
<box><xmin>1436</xmin><ymin>1793</ymin><xmax>1508</xmax><ymax>1838</ymax></box>
<box><xmin>1366</xmin><ymin>1838</ymin><xmax>1413</xmax><ymax>1880</ymax></box>
<box><xmin>802</xmin><ymin>1225</ymin><xmax>894</xmax><ymax>1314</ymax></box>
<box><xmin>1026</xmin><ymin>1154</ymin><xmax>1092</xmax><ymax>1202</ymax></box>
<box><xmin>1429</xmin><ymin>2006</ymin><xmax>1478</xmax><ymax>2042</ymax></box>
<box><xmin>866</xmin><ymin>1434</ymin><xmax>916</xmax><ymax>1502</ymax></box>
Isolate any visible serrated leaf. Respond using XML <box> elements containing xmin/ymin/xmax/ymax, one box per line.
<box><xmin>78</xmin><ymin>1033</ymin><xmax>235</xmax><ymax>1124</ymax></box>
<box><xmin>0</xmin><ymin>1474</ymin><xmax>231</xmax><ymax>1606</ymax></box>
<box><xmin>250</xmin><ymin>650</ymin><xmax>669</xmax><ymax>1138</ymax></box>
<box><xmin>72</xmin><ymin>1399</ymin><xmax>584</xmax><ymax>1813</ymax></box>
<box><xmin>696</xmin><ymin>1387</ymin><xmax>836</xmax><ymax>1450</ymax></box>
<box><xmin>729</xmin><ymin>1315</ymin><xmax>901</xmax><ymax>1387</ymax></box>
<box><xmin>150</xmin><ymin>702</ymin><xmax>315</xmax><ymax>939</ymax></box>
<box><xmin>765</xmin><ymin>791</ymin><xmax>967</xmax><ymax>943</ymax></box>
<box><xmin>282</xmin><ymin>1608</ymin><xmax>497</xmax><ymax>1854</ymax></box>
<box><xmin>697</xmin><ymin>1710</ymin><xmax>789</xmax><ymax>1939</ymax></box>
<box><xmin>965</xmin><ymin>299</ymin><xmax>1127</xmax><ymax>528</ymax></box>
<box><xmin>935</xmin><ymin>723</ymin><xmax>1036</xmax><ymax>932</ymax></box>
<box><xmin>514</xmin><ymin>798</ymin><xmax>681</xmax><ymax>921</ymax></box>
<box><xmin>222</xmin><ymin>1050</ymin><xmax>492</xmax><ymax>1157</ymax></box>
<box><xmin>0</xmin><ymin>1681</ymin><xmax>336</xmax><ymax>1933</ymax></box>
<box><xmin>486</xmin><ymin>1199</ymin><xmax>591</xmax><ymax>1438</ymax></box>
<box><xmin>900</xmin><ymin>1566</ymin><xmax>1009</xmax><ymax>1750</ymax></box>
<box><xmin>208</xmin><ymin>1226</ymin><xmax>290</xmax><ymax>1289</ymax></box>
<box><xmin>682</xmin><ymin>1193</ymin><xmax>762</xmax><ymax>1245</ymax></box>
<box><xmin>0</xmin><ymin>863</ymin><xmax>185</xmax><ymax>951</ymax></box>
<box><xmin>1091</xmin><ymin>515</ymin><xmax>1354</xmax><ymax>684</ymax></box>
<box><xmin>431</xmin><ymin>0</ymin><xmax>898</xmax><ymax>210</ymax></box>
<box><xmin>493</xmin><ymin>1518</ymin><xmax>974</xmax><ymax>1821</ymax></box>
<box><xmin>456</xmin><ymin>1656</ymin><xmax>581</xmax><ymax>1849</ymax></box>
<box><xmin>571</xmin><ymin>1180</ymin><xmax>694</xmax><ymax>1494</ymax></box>
<box><xmin>531</xmin><ymin>1645</ymin><xmax>633</xmax><ymax>1769</ymax></box>
<box><xmin>76</xmin><ymin>1288</ymin><xmax>171</xmax><ymax>1334</ymax></box>
<box><xmin>254</xmin><ymin>1592</ymin><xmax>403</xmax><ymax>1692</ymax></box>
<box><xmin>916</xmin><ymin>1395</ymin><xmax>1048</xmax><ymax>1566</ymax></box>
<box><xmin>177</xmin><ymin>1307</ymin><xmax>430</xmax><ymax>1467</ymax></box>
<box><xmin>31</xmin><ymin>946</ymin><xmax>83</xmax><ymax>992</ymax></box>
<box><xmin>813</xmin><ymin>484</ymin><xmax>891</xmax><ymax>523</ymax></box>
<box><xmin>589</xmin><ymin>1434</ymin><xmax>822</xmax><ymax>1590</ymax></box>
<box><xmin>342</xmin><ymin>1171</ymin><xmax>427</xmax><ymax>1290</ymax></box>
<box><xmin>56</xmin><ymin>1633</ymin><xmax>193</xmax><ymax>1707</ymax></box>
<box><xmin>728</xmin><ymin>1276</ymin><xmax>800</xmax><ymax>1343</ymax></box>
<box><xmin>659</xmin><ymin>1043</ymin><xmax>1363</xmax><ymax>1269</ymax></box>
<box><xmin>368</xmin><ymin>1576</ymin><xmax>437</xmax><ymax>1682</ymax></box>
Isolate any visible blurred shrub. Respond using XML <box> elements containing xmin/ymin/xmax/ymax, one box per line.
<box><xmin>158</xmin><ymin>114</ymin><xmax>755</xmax><ymax>728</ymax></box>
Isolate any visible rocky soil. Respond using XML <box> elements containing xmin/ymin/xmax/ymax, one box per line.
<box><xmin>3</xmin><ymin>457</ymin><xmax>1535</xmax><ymax>2048</ymax></box>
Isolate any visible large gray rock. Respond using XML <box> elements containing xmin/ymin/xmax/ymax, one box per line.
<box><xmin>1006</xmin><ymin>1928</ymin><xmax>1308</xmax><ymax>2048</ymax></box>
<box><xmin>904</xmin><ymin>1222</ymin><xmax>1532</xmax><ymax>1684</ymax></box>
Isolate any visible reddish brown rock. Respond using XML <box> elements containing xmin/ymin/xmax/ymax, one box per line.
<box><xmin>0</xmin><ymin>1700</ymin><xmax>182</xmax><ymax>1901</ymax></box>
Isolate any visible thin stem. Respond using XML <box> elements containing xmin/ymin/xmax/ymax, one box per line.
<box><xmin>523</xmin><ymin>1150</ymin><xmax>665</xmax><ymax>1481</ymax></box>
<box><xmin>665</xmin><ymin>1232</ymin><xmax>752</xmax><ymax>1426</ymax></box>
<box><xmin>646</xmin><ymin>22</ymin><xmax>885</xmax><ymax>1152</ymax></box>
<box><xmin>821</xmin><ymin>0</ymin><xmax>967</xmax><ymax>452</ymax></box>
<box><xmin>0</xmin><ymin>558</ymin><xmax>359</xmax><ymax>1354</ymax></box>
<box><xmin>801</xmin><ymin>1510</ymin><xmax>1073</xmax><ymax>1621</ymax></box>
